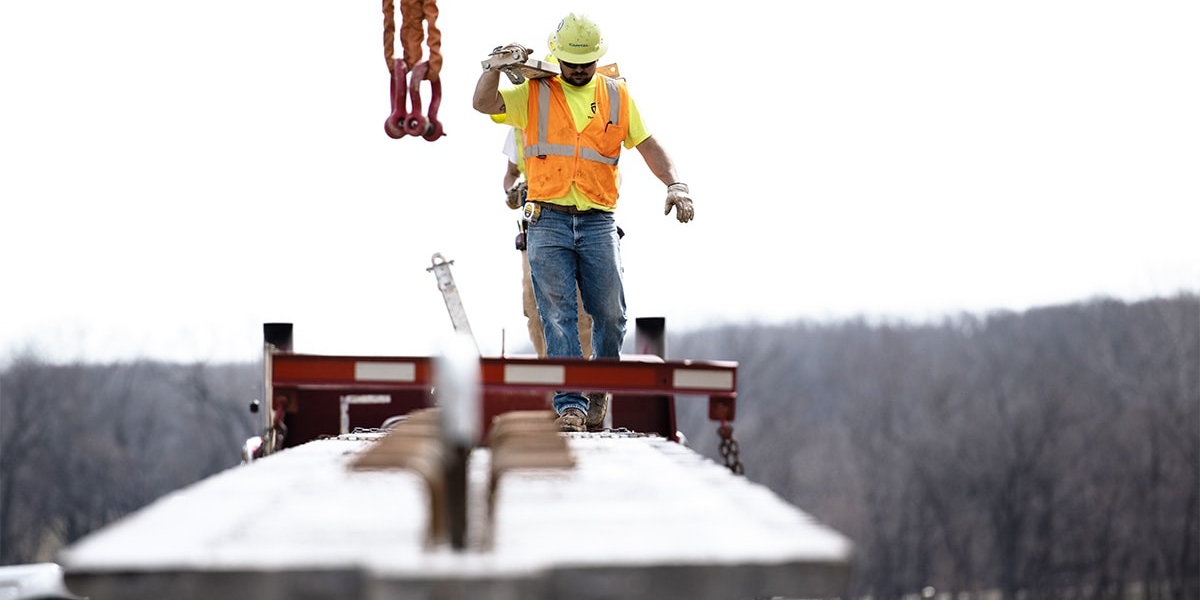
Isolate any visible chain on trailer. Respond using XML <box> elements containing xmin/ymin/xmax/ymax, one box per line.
<box><xmin>718</xmin><ymin>421</ymin><xmax>745</xmax><ymax>475</ymax></box>
<box><xmin>710</xmin><ymin>394</ymin><xmax>746</xmax><ymax>475</ymax></box>
<box><xmin>382</xmin><ymin>0</ymin><xmax>444</xmax><ymax>140</ymax></box>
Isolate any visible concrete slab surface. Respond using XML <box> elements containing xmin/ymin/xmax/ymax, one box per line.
<box><xmin>59</xmin><ymin>432</ymin><xmax>853</xmax><ymax>600</ymax></box>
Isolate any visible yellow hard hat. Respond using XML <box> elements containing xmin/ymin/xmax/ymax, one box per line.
<box><xmin>544</xmin><ymin>31</ymin><xmax>559</xmax><ymax>64</ymax></box>
<box><xmin>551</xmin><ymin>13</ymin><xmax>608</xmax><ymax>64</ymax></box>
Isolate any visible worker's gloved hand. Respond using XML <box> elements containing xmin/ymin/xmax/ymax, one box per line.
<box><xmin>484</xmin><ymin>43</ymin><xmax>530</xmax><ymax>70</ymax></box>
<box><xmin>505</xmin><ymin>180</ymin><xmax>527</xmax><ymax>210</ymax></box>
<box><xmin>664</xmin><ymin>183</ymin><xmax>694</xmax><ymax>223</ymax></box>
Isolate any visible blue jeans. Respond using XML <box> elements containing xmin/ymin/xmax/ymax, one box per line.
<box><xmin>526</xmin><ymin>207</ymin><xmax>626</xmax><ymax>414</ymax></box>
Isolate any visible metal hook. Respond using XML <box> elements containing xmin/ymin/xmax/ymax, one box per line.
<box><xmin>403</xmin><ymin>61</ymin><xmax>430</xmax><ymax>137</ymax></box>
<box><xmin>422</xmin><ymin>76</ymin><xmax>445</xmax><ymax>141</ymax></box>
<box><xmin>384</xmin><ymin>59</ymin><xmax>409</xmax><ymax>139</ymax></box>
<box><xmin>403</xmin><ymin>62</ymin><xmax>446</xmax><ymax>141</ymax></box>
<box><xmin>384</xmin><ymin>59</ymin><xmax>445</xmax><ymax>141</ymax></box>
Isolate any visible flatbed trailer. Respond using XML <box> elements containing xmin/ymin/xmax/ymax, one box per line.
<box><xmin>56</xmin><ymin>322</ymin><xmax>854</xmax><ymax>600</ymax></box>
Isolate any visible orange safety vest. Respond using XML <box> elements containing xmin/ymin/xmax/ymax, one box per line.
<box><xmin>523</xmin><ymin>75</ymin><xmax>629</xmax><ymax>208</ymax></box>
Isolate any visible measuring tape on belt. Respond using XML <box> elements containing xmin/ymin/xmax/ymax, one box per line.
<box><xmin>382</xmin><ymin>0</ymin><xmax>444</xmax><ymax>141</ymax></box>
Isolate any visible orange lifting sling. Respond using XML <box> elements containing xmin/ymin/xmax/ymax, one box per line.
<box><xmin>382</xmin><ymin>0</ymin><xmax>444</xmax><ymax>141</ymax></box>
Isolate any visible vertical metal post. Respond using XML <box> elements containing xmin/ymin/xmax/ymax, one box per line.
<box><xmin>262</xmin><ymin>323</ymin><xmax>293</xmax><ymax>455</ymax></box>
<box><xmin>263</xmin><ymin>323</ymin><xmax>294</xmax><ymax>352</ymax></box>
<box><xmin>434</xmin><ymin>333</ymin><xmax>481</xmax><ymax>550</ymax></box>
<box><xmin>635</xmin><ymin>317</ymin><xmax>666</xmax><ymax>358</ymax></box>
<box><xmin>634</xmin><ymin>317</ymin><xmax>677</xmax><ymax>440</ymax></box>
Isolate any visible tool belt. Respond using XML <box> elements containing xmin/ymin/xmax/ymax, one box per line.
<box><xmin>532</xmin><ymin>201</ymin><xmax>602</xmax><ymax>216</ymax></box>
<box><xmin>515</xmin><ymin>217</ymin><xmax>625</xmax><ymax>252</ymax></box>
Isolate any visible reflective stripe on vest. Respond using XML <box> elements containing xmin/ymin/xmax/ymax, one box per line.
<box><xmin>526</xmin><ymin>77</ymin><xmax>622</xmax><ymax>166</ymax></box>
<box><xmin>522</xmin><ymin>75</ymin><xmax>628</xmax><ymax>207</ymax></box>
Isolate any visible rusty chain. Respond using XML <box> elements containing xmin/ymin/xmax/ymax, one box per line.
<box><xmin>717</xmin><ymin>421</ymin><xmax>744</xmax><ymax>475</ymax></box>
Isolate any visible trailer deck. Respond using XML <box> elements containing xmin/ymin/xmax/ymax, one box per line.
<box><xmin>59</xmin><ymin>429</ymin><xmax>852</xmax><ymax>600</ymax></box>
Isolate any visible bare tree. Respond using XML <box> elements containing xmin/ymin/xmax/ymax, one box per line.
<box><xmin>0</xmin><ymin>355</ymin><xmax>258</xmax><ymax>565</ymax></box>
<box><xmin>669</xmin><ymin>294</ymin><xmax>1198</xmax><ymax>600</ymax></box>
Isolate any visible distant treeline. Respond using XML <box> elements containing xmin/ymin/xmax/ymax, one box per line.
<box><xmin>1</xmin><ymin>294</ymin><xmax>1196</xmax><ymax>600</ymax></box>
<box><xmin>673</xmin><ymin>294</ymin><xmax>1198</xmax><ymax>600</ymax></box>
<box><xmin>0</xmin><ymin>360</ymin><xmax>259</xmax><ymax>563</ymax></box>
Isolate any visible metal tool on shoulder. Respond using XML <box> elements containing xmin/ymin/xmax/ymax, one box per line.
<box><xmin>482</xmin><ymin>43</ymin><xmax>560</xmax><ymax>85</ymax></box>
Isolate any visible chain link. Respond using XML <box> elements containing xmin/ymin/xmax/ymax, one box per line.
<box><xmin>717</xmin><ymin>421</ymin><xmax>745</xmax><ymax>475</ymax></box>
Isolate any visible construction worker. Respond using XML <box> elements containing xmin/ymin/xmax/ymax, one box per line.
<box><xmin>474</xmin><ymin>13</ymin><xmax>694</xmax><ymax>432</ymax></box>
<box><xmin>493</xmin><ymin>42</ymin><xmax>611</xmax><ymax>431</ymax></box>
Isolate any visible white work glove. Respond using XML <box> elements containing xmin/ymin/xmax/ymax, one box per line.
<box><xmin>664</xmin><ymin>183</ymin><xmax>694</xmax><ymax>223</ymax></box>
<box><xmin>505</xmin><ymin>180</ymin><xmax>527</xmax><ymax>210</ymax></box>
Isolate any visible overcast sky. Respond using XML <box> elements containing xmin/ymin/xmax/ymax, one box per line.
<box><xmin>2</xmin><ymin>0</ymin><xmax>1196</xmax><ymax>364</ymax></box>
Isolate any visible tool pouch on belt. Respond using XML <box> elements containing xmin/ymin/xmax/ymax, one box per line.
<box><xmin>514</xmin><ymin>219</ymin><xmax>528</xmax><ymax>251</ymax></box>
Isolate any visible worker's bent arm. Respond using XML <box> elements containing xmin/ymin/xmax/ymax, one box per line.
<box><xmin>634</xmin><ymin>136</ymin><xmax>681</xmax><ymax>187</ymax></box>
<box><xmin>504</xmin><ymin>160</ymin><xmax>521</xmax><ymax>191</ymax></box>
<box><xmin>474</xmin><ymin>70</ymin><xmax>505</xmax><ymax>115</ymax></box>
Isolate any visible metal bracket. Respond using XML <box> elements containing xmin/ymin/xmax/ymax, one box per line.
<box><xmin>481</xmin><ymin>50</ymin><xmax>559</xmax><ymax>85</ymax></box>
<box><xmin>427</xmin><ymin>253</ymin><xmax>478</xmax><ymax>353</ymax></box>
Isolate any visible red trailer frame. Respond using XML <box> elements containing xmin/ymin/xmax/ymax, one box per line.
<box><xmin>252</xmin><ymin>323</ymin><xmax>737</xmax><ymax>456</ymax></box>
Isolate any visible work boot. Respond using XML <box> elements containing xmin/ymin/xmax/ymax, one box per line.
<box><xmin>554</xmin><ymin>407</ymin><xmax>586</xmax><ymax>433</ymax></box>
<box><xmin>584</xmin><ymin>392</ymin><xmax>609</xmax><ymax>431</ymax></box>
